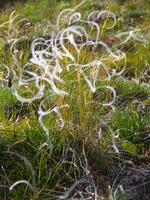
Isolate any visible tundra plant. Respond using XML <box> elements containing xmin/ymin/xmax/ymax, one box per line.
<box><xmin>0</xmin><ymin>0</ymin><xmax>146</xmax><ymax>199</ymax></box>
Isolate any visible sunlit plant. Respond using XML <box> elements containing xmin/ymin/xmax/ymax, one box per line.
<box><xmin>0</xmin><ymin>0</ymin><xmax>147</xmax><ymax>199</ymax></box>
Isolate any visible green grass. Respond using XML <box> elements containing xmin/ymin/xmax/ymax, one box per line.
<box><xmin>0</xmin><ymin>0</ymin><xmax>150</xmax><ymax>199</ymax></box>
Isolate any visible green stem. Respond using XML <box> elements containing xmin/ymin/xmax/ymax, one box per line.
<box><xmin>77</xmin><ymin>68</ymin><xmax>85</xmax><ymax>126</ymax></box>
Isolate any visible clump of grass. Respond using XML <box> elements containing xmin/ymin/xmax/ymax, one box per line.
<box><xmin>0</xmin><ymin>0</ymin><xmax>150</xmax><ymax>199</ymax></box>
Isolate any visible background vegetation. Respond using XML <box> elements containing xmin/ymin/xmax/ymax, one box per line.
<box><xmin>0</xmin><ymin>0</ymin><xmax>150</xmax><ymax>199</ymax></box>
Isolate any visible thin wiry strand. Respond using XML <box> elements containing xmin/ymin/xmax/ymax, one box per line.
<box><xmin>57</xmin><ymin>144</ymin><xmax>99</xmax><ymax>200</ymax></box>
<box><xmin>108</xmin><ymin>166</ymin><xmax>126</xmax><ymax>200</ymax></box>
<box><xmin>9</xmin><ymin>180</ymin><xmax>33</xmax><ymax>192</ymax></box>
<box><xmin>116</xmin><ymin>28</ymin><xmax>147</xmax><ymax>45</ymax></box>
<box><xmin>3</xmin><ymin>151</ymin><xmax>36</xmax><ymax>186</ymax></box>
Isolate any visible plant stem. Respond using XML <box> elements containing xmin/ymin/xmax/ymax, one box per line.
<box><xmin>77</xmin><ymin>67</ymin><xmax>85</xmax><ymax>126</ymax></box>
